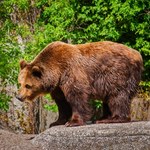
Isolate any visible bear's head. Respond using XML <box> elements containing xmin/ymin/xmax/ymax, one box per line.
<box><xmin>16</xmin><ymin>60</ymin><xmax>45</xmax><ymax>102</ymax></box>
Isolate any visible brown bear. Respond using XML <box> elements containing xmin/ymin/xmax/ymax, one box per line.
<box><xmin>17</xmin><ymin>41</ymin><xmax>143</xmax><ymax>127</ymax></box>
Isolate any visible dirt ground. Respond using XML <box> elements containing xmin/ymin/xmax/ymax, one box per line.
<box><xmin>0</xmin><ymin>128</ymin><xmax>41</xmax><ymax>150</ymax></box>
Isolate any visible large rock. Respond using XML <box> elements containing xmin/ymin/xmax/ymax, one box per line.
<box><xmin>0</xmin><ymin>129</ymin><xmax>41</xmax><ymax>150</ymax></box>
<box><xmin>131</xmin><ymin>97</ymin><xmax>150</xmax><ymax>121</ymax></box>
<box><xmin>32</xmin><ymin>121</ymin><xmax>150</xmax><ymax>150</ymax></box>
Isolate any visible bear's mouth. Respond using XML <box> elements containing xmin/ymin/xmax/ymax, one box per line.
<box><xmin>16</xmin><ymin>93</ymin><xmax>41</xmax><ymax>102</ymax></box>
<box><xmin>16</xmin><ymin>94</ymin><xmax>25</xmax><ymax>102</ymax></box>
<box><xmin>16</xmin><ymin>94</ymin><xmax>32</xmax><ymax>102</ymax></box>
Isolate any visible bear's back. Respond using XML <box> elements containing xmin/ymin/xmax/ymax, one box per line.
<box><xmin>76</xmin><ymin>41</ymin><xmax>142</xmax><ymax>62</ymax></box>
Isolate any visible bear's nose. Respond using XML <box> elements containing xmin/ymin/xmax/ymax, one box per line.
<box><xmin>16</xmin><ymin>95</ymin><xmax>23</xmax><ymax>102</ymax></box>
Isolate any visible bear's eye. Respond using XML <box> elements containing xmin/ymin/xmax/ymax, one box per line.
<box><xmin>25</xmin><ymin>84</ymin><xmax>32</xmax><ymax>89</ymax></box>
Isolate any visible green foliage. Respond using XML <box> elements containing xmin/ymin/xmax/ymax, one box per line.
<box><xmin>0</xmin><ymin>43</ymin><xmax>21</xmax><ymax>84</ymax></box>
<box><xmin>0</xmin><ymin>92</ymin><xmax>11</xmax><ymax>111</ymax></box>
<box><xmin>90</xmin><ymin>99</ymin><xmax>103</xmax><ymax>121</ymax></box>
<box><xmin>0</xmin><ymin>43</ymin><xmax>21</xmax><ymax>111</ymax></box>
<box><xmin>43</xmin><ymin>94</ymin><xmax>52</xmax><ymax>101</ymax></box>
<box><xmin>139</xmin><ymin>81</ymin><xmax>150</xmax><ymax>95</ymax></box>
<box><xmin>43</xmin><ymin>94</ymin><xmax>58</xmax><ymax>112</ymax></box>
<box><xmin>90</xmin><ymin>99</ymin><xmax>103</xmax><ymax>110</ymax></box>
<box><xmin>44</xmin><ymin>104</ymin><xmax>58</xmax><ymax>112</ymax></box>
<box><xmin>0</xmin><ymin>0</ymin><xmax>149</xmax><ymax>110</ymax></box>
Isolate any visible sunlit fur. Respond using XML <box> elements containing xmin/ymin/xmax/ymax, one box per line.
<box><xmin>17</xmin><ymin>41</ymin><xmax>143</xmax><ymax>127</ymax></box>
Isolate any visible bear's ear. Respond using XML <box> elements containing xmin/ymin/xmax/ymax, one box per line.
<box><xmin>32</xmin><ymin>66</ymin><xmax>42</xmax><ymax>78</ymax></box>
<box><xmin>20</xmin><ymin>60</ymin><xmax>27</xmax><ymax>70</ymax></box>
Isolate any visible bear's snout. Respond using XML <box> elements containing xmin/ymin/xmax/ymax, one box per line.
<box><xmin>16</xmin><ymin>94</ymin><xmax>24</xmax><ymax>102</ymax></box>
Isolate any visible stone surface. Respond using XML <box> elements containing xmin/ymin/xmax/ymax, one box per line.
<box><xmin>32</xmin><ymin>121</ymin><xmax>150</xmax><ymax>150</ymax></box>
<box><xmin>0</xmin><ymin>129</ymin><xmax>42</xmax><ymax>150</ymax></box>
<box><xmin>131</xmin><ymin>97</ymin><xmax>150</xmax><ymax>121</ymax></box>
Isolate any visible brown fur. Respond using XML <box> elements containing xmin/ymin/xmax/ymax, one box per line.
<box><xmin>17</xmin><ymin>41</ymin><xmax>143</xmax><ymax>127</ymax></box>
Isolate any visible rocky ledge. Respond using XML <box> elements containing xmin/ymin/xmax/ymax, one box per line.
<box><xmin>32</xmin><ymin>121</ymin><xmax>150</xmax><ymax>150</ymax></box>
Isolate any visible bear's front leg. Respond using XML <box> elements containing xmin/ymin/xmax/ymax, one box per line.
<box><xmin>65</xmin><ymin>112</ymin><xmax>84</xmax><ymax>127</ymax></box>
<box><xmin>50</xmin><ymin>87</ymin><xmax>72</xmax><ymax>127</ymax></box>
<box><xmin>60</xmin><ymin>68</ymin><xmax>93</xmax><ymax>127</ymax></box>
<box><xmin>64</xmin><ymin>87</ymin><xmax>93</xmax><ymax>127</ymax></box>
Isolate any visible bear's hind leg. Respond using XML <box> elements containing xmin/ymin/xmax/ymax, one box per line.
<box><xmin>96</xmin><ymin>92</ymin><xmax>131</xmax><ymax>123</ymax></box>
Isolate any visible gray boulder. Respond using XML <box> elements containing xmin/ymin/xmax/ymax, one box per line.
<box><xmin>32</xmin><ymin>121</ymin><xmax>150</xmax><ymax>150</ymax></box>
